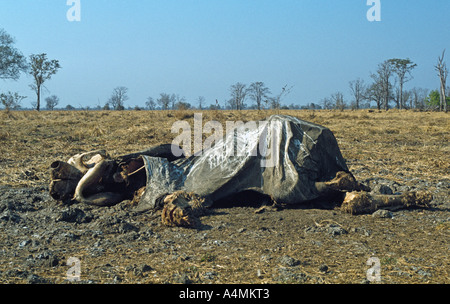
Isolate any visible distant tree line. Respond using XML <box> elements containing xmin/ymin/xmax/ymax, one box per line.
<box><xmin>1</xmin><ymin>27</ymin><xmax>448</xmax><ymax>112</ymax></box>
<box><xmin>321</xmin><ymin>56</ymin><xmax>449</xmax><ymax>112</ymax></box>
<box><xmin>99</xmin><ymin>82</ymin><xmax>295</xmax><ymax>112</ymax></box>
<box><xmin>69</xmin><ymin>58</ymin><xmax>450</xmax><ymax>112</ymax></box>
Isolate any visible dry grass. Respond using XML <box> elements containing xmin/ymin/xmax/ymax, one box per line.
<box><xmin>0</xmin><ymin>108</ymin><xmax>449</xmax><ymax>284</ymax></box>
<box><xmin>1</xmin><ymin>109</ymin><xmax>448</xmax><ymax>187</ymax></box>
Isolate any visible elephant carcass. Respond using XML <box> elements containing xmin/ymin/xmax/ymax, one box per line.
<box><xmin>135</xmin><ymin>115</ymin><xmax>354</xmax><ymax>211</ymax></box>
<box><xmin>49</xmin><ymin>114</ymin><xmax>432</xmax><ymax>224</ymax></box>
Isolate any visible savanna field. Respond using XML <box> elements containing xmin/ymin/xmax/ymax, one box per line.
<box><xmin>1</xmin><ymin>109</ymin><xmax>448</xmax><ymax>187</ymax></box>
<box><xmin>0</xmin><ymin>109</ymin><xmax>448</xmax><ymax>283</ymax></box>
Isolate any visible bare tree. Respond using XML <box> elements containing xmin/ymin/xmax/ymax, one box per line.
<box><xmin>173</xmin><ymin>94</ymin><xmax>186</xmax><ymax>110</ymax></box>
<box><xmin>267</xmin><ymin>97</ymin><xmax>280</xmax><ymax>110</ymax></box>
<box><xmin>402</xmin><ymin>90</ymin><xmax>412</xmax><ymax>109</ymax></box>
<box><xmin>170</xmin><ymin>94</ymin><xmax>176</xmax><ymax>110</ymax></box>
<box><xmin>435</xmin><ymin>50</ymin><xmax>448</xmax><ymax>112</ymax></box>
<box><xmin>371</xmin><ymin>60</ymin><xmax>393</xmax><ymax>110</ymax></box>
<box><xmin>0</xmin><ymin>91</ymin><xmax>25</xmax><ymax>111</ymax></box>
<box><xmin>320</xmin><ymin>97</ymin><xmax>333</xmax><ymax>110</ymax></box>
<box><xmin>248</xmin><ymin>82</ymin><xmax>271</xmax><ymax>110</ymax></box>
<box><xmin>145</xmin><ymin>97</ymin><xmax>156</xmax><ymax>110</ymax></box>
<box><xmin>269</xmin><ymin>84</ymin><xmax>294</xmax><ymax>110</ymax></box>
<box><xmin>349</xmin><ymin>78</ymin><xmax>367</xmax><ymax>109</ymax></box>
<box><xmin>29</xmin><ymin>53</ymin><xmax>61</xmax><ymax>111</ymax></box>
<box><xmin>331</xmin><ymin>91</ymin><xmax>346</xmax><ymax>111</ymax></box>
<box><xmin>108</xmin><ymin>86</ymin><xmax>129</xmax><ymax>110</ymax></box>
<box><xmin>410</xmin><ymin>87</ymin><xmax>428</xmax><ymax>110</ymax></box>
<box><xmin>368</xmin><ymin>84</ymin><xmax>382</xmax><ymax>110</ymax></box>
<box><xmin>45</xmin><ymin>95</ymin><xmax>59</xmax><ymax>110</ymax></box>
<box><xmin>157</xmin><ymin>93</ymin><xmax>171</xmax><ymax>110</ymax></box>
<box><xmin>197</xmin><ymin>96</ymin><xmax>205</xmax><ymax>110</ymax></box>
<box><xmin>368</xmin><ymin>73</ymin><xmax>384</xmax><ymax>110</ymax></box>
<box><xmin>229</xmin><ymin>82</ymin><xmax>247</xmax><ymax>110</ymax></box>
<box><xmin>388</xmin><ymin>58</ymin><xmax>417</xmax><ymax>109</ymax></box>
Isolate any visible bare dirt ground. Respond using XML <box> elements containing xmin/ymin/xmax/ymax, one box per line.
<box><xmin>0</xmin><ymin>109</ymin><xmax>448</xmax><ymax>284</ymax></box>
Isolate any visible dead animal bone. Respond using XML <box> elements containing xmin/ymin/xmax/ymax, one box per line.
<box><xmin>315</xmin><ymin>171</ymin><xmax>371</xmax><ymax>193</ymax></box>
<box><xmin>340</xmin><ymin>191</ymin><xmax>433</xmax><ymax>215</ymax></box>
<box><xmin>316</xmin><ymin>171</ymin><xmax>433</xmax><ymax>215</ymax></box>
<box><xmin>68</xmin><ymin>150</ymin><xmax>110</xmax><ymax>174</ymax></box>
<box><xmin>161</xmin><ymin>191</ymin><xmax>206</xmax><ymax>228</ymax></box>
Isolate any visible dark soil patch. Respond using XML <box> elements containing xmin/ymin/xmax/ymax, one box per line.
<box><xmin>0</xmin><ymin>177</ymin><xmax>448</xmax><ymax>284</ymax></box>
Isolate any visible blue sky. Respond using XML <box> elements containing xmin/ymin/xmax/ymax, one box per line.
<box><xmin>1</xmin><ymin>0</ymin><xmax>449</xmax><ymax>109</ymax></box>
